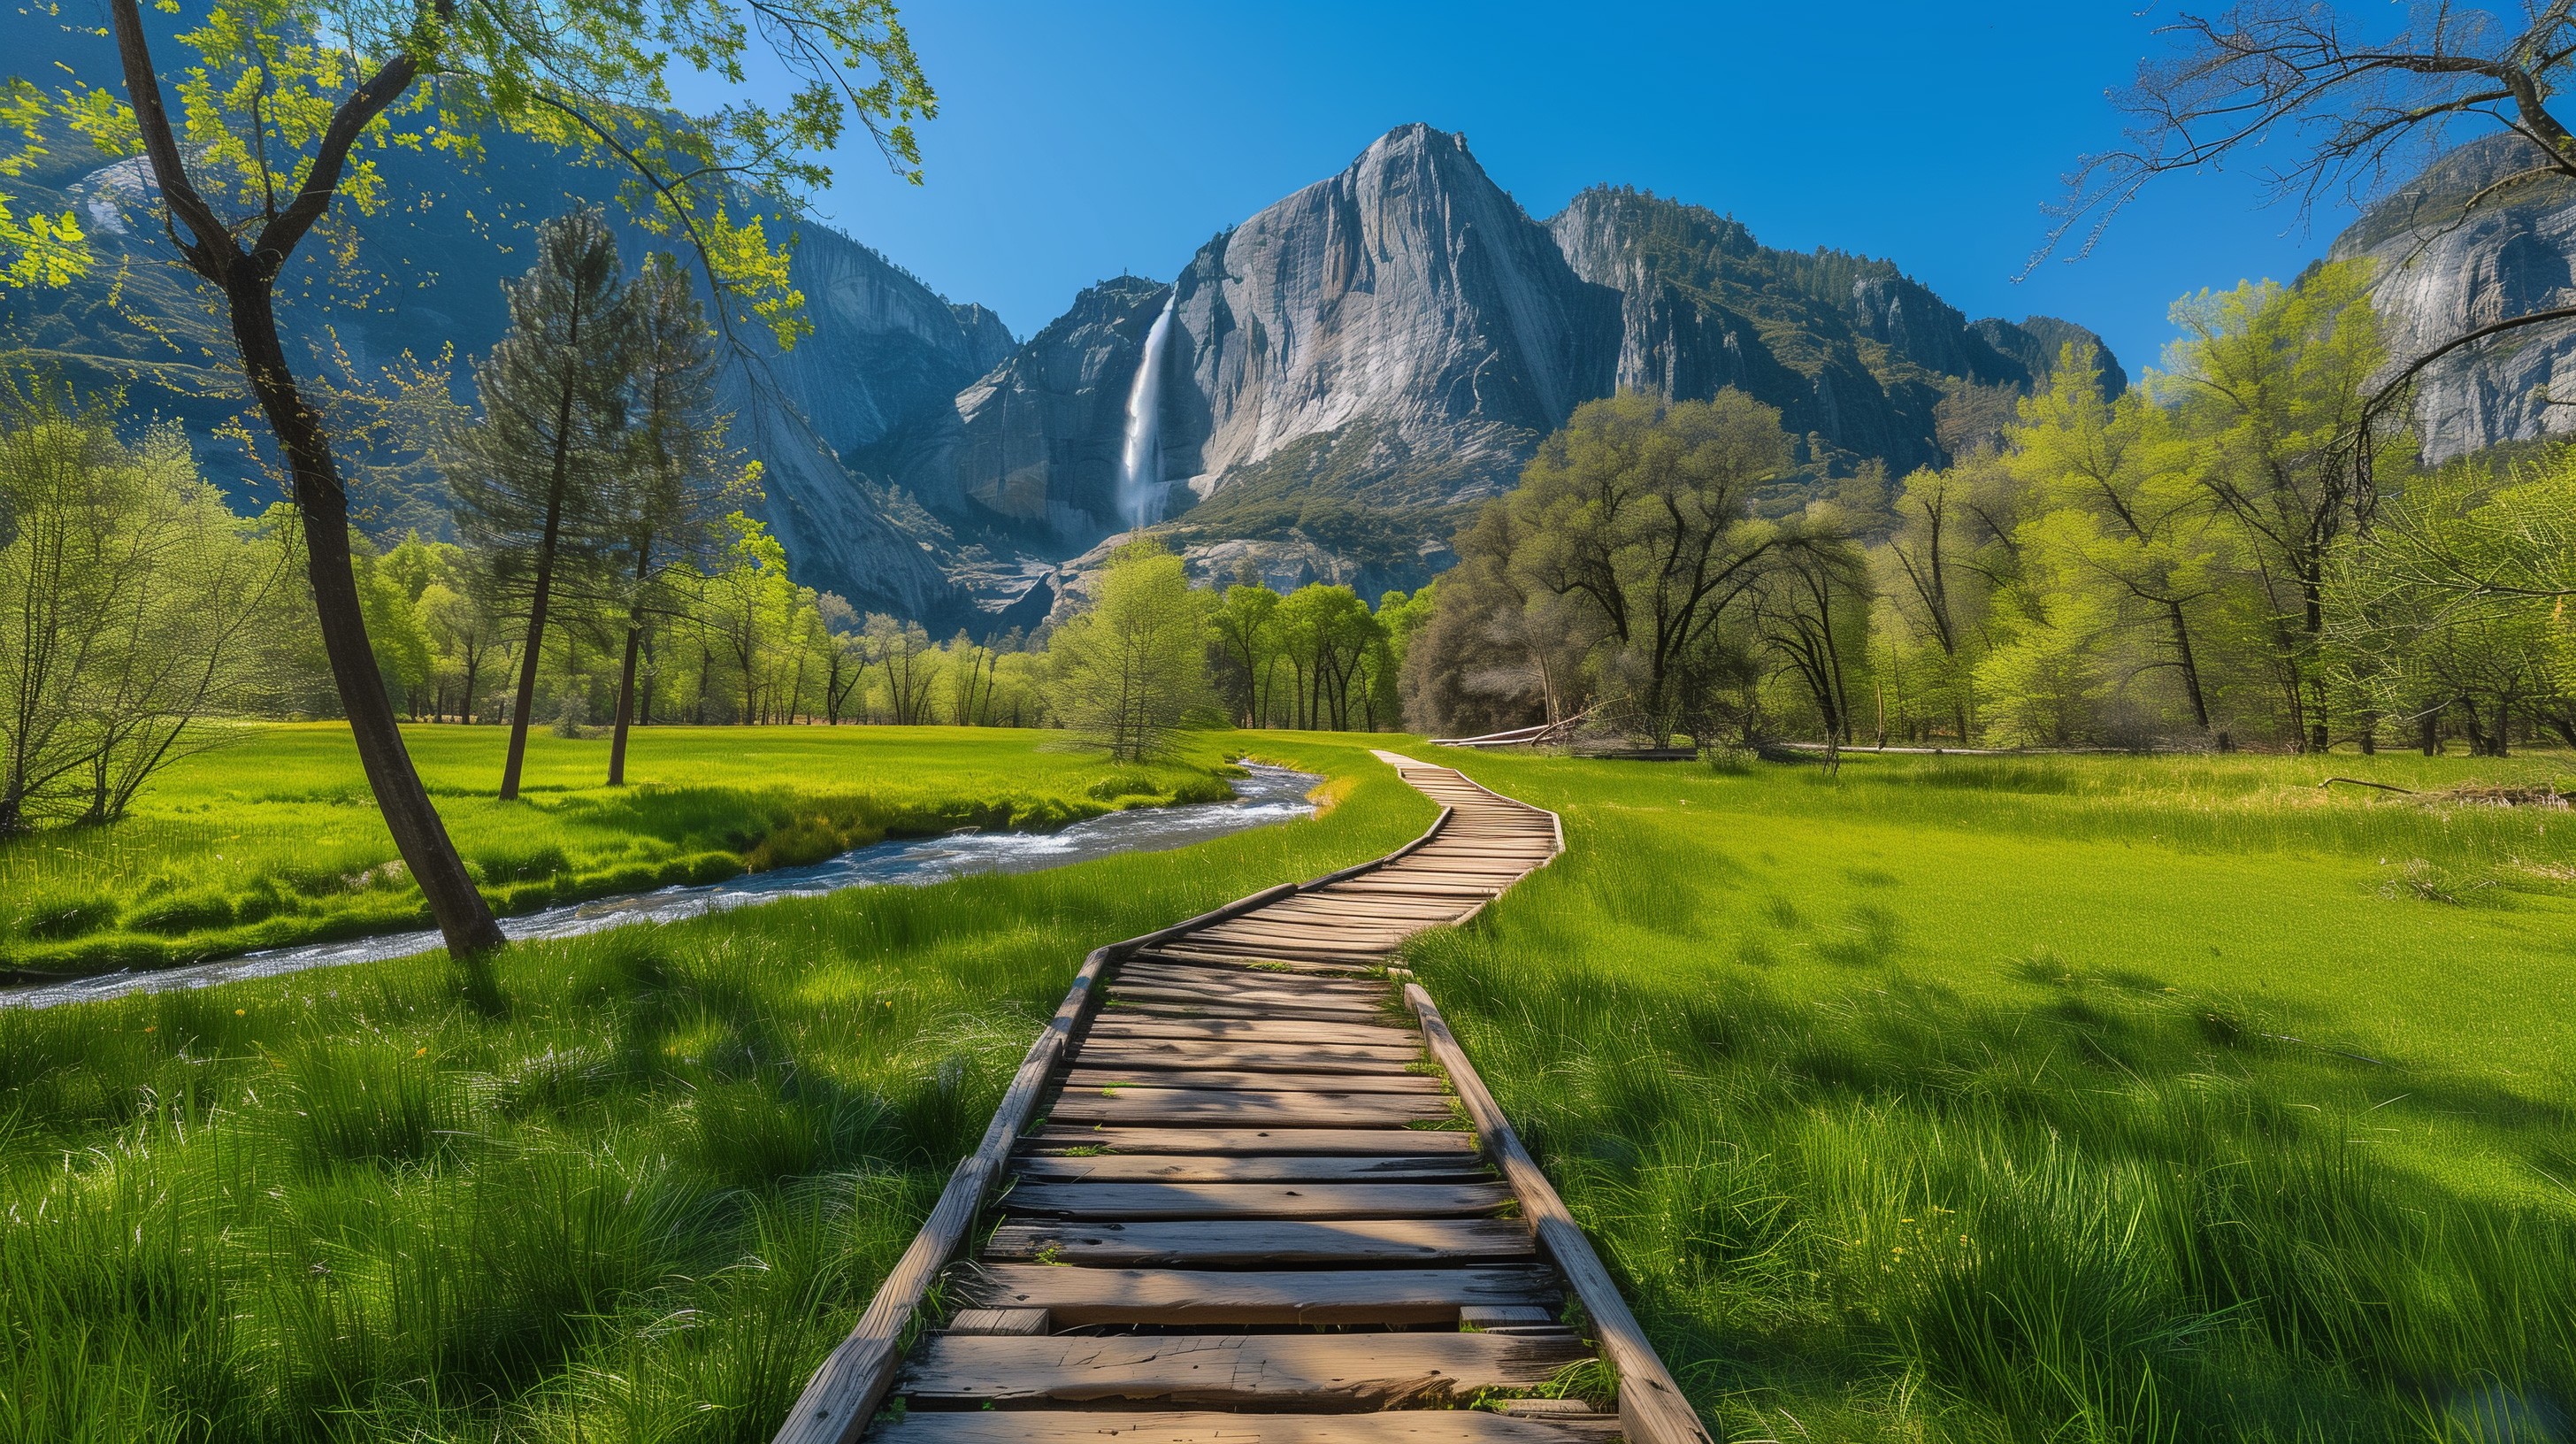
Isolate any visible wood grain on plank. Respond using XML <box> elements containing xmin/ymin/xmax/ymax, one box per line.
<box><xmin>1000</xmin><ymin>1180</ymin><xmax>1514</xmax><ymax>1220</ymax></box>
<box><xmin>1062</xmin><ymin>1067</ymin><xmax>1445</xmax><ymax>1095</ymax></box>
<box><xmin>1008</xmin><ymin>1152</ymin><xmax>1489</xmax><ymax>1183</ymax></box>
<box><xmin>960</xmin><ymin>1264</ymin><xmax>1557</xmax><ymax>1325</ymax></box>
<box><xmin>1069</xmin><ymin>1041</ymin><xmax>1423</xmax><ymax>1072</ymax></box>
<box><xmin>870</xmin><ymin>1409</ymin><xmax>1607</xmax><ymax>1443</ymax></box>
<box><xmin>985</xmin><ymin>1216</ymin><xmax>1536</xmax><ymax>1265</ymax></box>
<box><xmin>1084</xmin><ymin>1017</ymin><xmax>1419</xmax><ymax>1045</ymax></box>
<box><xmin>895</xmin><ymin>1333</ymin><xmax>1590</xmax><ymax>1409</ymax></box>
<box><xmin>1021</xmin><ymin>1125</ymin><xmax>1476</xmax><ymax>1156</ymax></box>
<box><xmin>1046</xmin><ymin>1087</ymin><xmax>1453</xmax><ymax>1128</ymax></box>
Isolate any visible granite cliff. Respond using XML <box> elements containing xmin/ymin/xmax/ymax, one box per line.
<box><xmin>2330</xmin><ymin>133</ymin><xmax>2576</xmax><ymax>463</ymax></box>
<box><xmin>873</xmin><ymin>126</ymin><xmax>2124</xmax><ymax>611</ymax></box>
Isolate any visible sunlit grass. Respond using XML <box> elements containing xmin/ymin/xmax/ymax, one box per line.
<box><xmin>0</xmin><ymin>725</ymin><xmax>1238</xmax><ymax>976</ymax></box>
<box><xmin>0</xmin><ymin>733</ymin><xmax>1425</xmax><ymax>1444</ymax></box>
<box><xmin>1399</xmin><ymin>745</ymin><xmax>2576</xmax><ymax>1441</ymax></box>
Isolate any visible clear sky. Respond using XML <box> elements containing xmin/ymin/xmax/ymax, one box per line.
<box><xmin>805</xmin><ymin>0</ymin><xmax>2373</xmax><ymax>381</ymax></box>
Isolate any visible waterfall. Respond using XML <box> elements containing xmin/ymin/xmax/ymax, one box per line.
<box><xmin>1115</xmin><ymin>295</ymin><xmax>1177</xmax><ymax>532</ymax></box>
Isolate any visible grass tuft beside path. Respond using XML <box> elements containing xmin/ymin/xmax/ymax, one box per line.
<box><xmin>0</xmin><ymin>733</ymin><xmax>1424</xmax><ymax>1444</ymax></box>
<box><xmin>1399</xmin><ymin>747</ymin><xmax>2576</xmax><ymax>1442</ymax></box>
<box><xmin>0</xmin><ymin>725</ymin><xmax>1238</xmax><ymax>978</ymax></box>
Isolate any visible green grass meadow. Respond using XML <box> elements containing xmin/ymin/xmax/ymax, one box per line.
<box><xmin>0</xmin><ymin>733</ymin><xmax>1425</xmax><ymax>1444</ymax></box>
<box><xmin>0</xmin><ymin>725</ymin><xmax>1237</xmax><ymax>977</ymax></box>
<box><xmin>1395</xmin><ymin>746</ymin><xmax>2576</xmax><ymax>1441</ymax></box>
<box><xmin>6</xmin><ymin>732</ymin><xmax>2574</xmax><ymax>1442</ymax></box>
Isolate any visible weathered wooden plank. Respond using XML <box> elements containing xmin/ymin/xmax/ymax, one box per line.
<box><xmin>895</xmin><ymin>1333</ymin><xmax>1590</xmax><ymax>1408</ymax></box>
<box><xmin>1142</xmin><ymin>941</ymin><xmax>1399</xmax><ymax>969</ymax></box>
<box><xmin>1180</xmin><ymin>930</ymin><xmax>1408</xmax><ymax>958</ymax></box>
<box><xmin>1107</xmin><ymin>978</ymin><xmax>1392</xmax><ymax>1010</ymax></box>
<box><xmin>1022</xmin><ymin>1125</ymin><xmax>1476</xmax><ymax>1156</ymax></box>
<box><xmin>942</xmin><ymin>1308</ymin><xmax>1048</xmax><ymax>1336</ymax></box>
<box><xmin>1083</xmin><ymin>1016</ymin><xmax>1419</xmax><ymax>1046</ymax></box>
<box><xmin>1046</xmin><ymin>1087</ymin><xmax>1453</xmax><ymax>1127</ymax></box>
<box><xmin>1070</xmin><ymin>1041</ymin><xmax>1423</xmax><ymax>1073</ymax></box>
<box><xmin>1407</xmin><ymin>982</ymin><xmax>1713</xmax><ymax>1444</ymax></box>
<box><xmin>1000</xmin><ymin>1180</ymin><xmax>1514</xmax><ymax>1219</ymax></box>
<box><xmin>984</xmin><ymin>1216</ymin><xmax>1534</xmax><ymax>1265</ymax></box>
<box><xmin>1150</xmin><ymin>942</ymin><xmax>1407</xmax><ymax>969</ymax></box>
<box><xmin>1116</xmin><ymin>963</ymin><xmax>1390</xmax><ymax>996</ymax></box>
<box><xmin>1200</xmin><ymin>914</ymin><xmax>1422</xmax><ymax>937</ymax></box>
<box><xmin>1101</xmin><ymin>1002</ymin><xmax>1400</xmax><ymax>1030</ymax></box>
<box><xmin>1131</xmin><ymin>947</ymin><xmax>1380</xmax><ymax>975</ymax></box>
<box><xmin>1317</xmin><ymin>880</ymin><xmax>1501</xmax><ymax>897</ymax></box>
<box><xmin>1062</xmin><ymin>1067</ymin><xmax>1445</xmax><ymax>1095</ymax></box>
<box><xmin>870</xmin><ymin>1409</ymin><xmax>1607</xmax><ymax>1443</ymax></box>
<box><xmin>1008</xmin><ymin>1152</ymin><xmax>1488</xmax><ymax>1183</ymax></box>
<box><xmin>959</xmin><ymin>1264</ymin><xmax>1556</xmax><ymax>1325</ymax></box>
<box><xmin>1106</xmin><ymin>986</ymin><xmax>1391</xmax><ymax>1018</ymax></box>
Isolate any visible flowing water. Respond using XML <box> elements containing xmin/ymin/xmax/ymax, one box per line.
<box><xmin>1</xmin><ymin>763</ymin><xmax>1320</xmax><ymax>1010</ymax></box>
<box><xmin>1116</xmin><ymin>295</ymin><xmax>1178</xmax><ymax>531</ymax></box>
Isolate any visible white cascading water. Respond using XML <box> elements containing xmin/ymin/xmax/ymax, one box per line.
<box><xmin>1115</xmin><ymin>295</ymin><xmax>1177</xmax><ymax>532</ymax></box>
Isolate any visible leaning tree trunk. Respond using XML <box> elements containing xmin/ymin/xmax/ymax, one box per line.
<box><xmin>230</xmin><ymin>279</ymin><xmax>505</xmax><ymax>957</ymax></box>
<box><xmin>609</xmin><ymin>595</ymin><xmax>645</xmax><ymax>787</ymax></box>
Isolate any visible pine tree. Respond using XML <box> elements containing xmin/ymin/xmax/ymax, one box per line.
<box><xmin>446</xmin><ymin>208</ymin><xmax>630</xmax><ymax>801</ymax></box>
<box><xmin>603</xmin><ymin>254</ymin><xmax>734</xmax><ymax>785</ymax></box>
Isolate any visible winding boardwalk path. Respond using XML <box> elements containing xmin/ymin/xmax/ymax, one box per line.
<box><xmin>775</xmin><ymin>753</ymin><xmax>1708</xmax><ymax>1444</ymax></box>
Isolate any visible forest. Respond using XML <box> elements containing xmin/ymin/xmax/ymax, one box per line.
<box><xmin>1407</xmin><ymin>260</ymin><xmax>2576</xmax><ymax>764</ymax></box>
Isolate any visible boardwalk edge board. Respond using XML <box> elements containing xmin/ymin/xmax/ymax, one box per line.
<box><xmin>770</xmin><ymin>751</ymin><xmax>1713</xmax><ymax>1444</ymax></box>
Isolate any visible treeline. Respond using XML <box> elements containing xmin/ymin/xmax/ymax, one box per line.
<box><xmin>1405</xmin><ymin>260</ymin><xmax>2576</xmax><ymax>757</ymax></box>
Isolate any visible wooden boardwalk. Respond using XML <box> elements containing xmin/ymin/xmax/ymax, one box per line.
<box><xmin>776</xmin><ymin>752</ymin><xmax>1708</xmax><ymax>1444</ymax></box>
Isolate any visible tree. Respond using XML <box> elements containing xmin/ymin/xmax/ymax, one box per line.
<box><xmin>603</xmin><ymin>252</ymin><xmax>735</xmax><ymax>783</ymax></box>
<box><xmin>2051</xmin><ymin>2</ymin><xmax>2576</xmax><ymax>422</ymax></box>
<box><xmin>1275</xmin><ymin>585</ymin><xmax>1378</xmax><ymax>730</ymax></box>
<box><xmin>0</xmin><ymin>380</ymin><xmax>280</xmax><ymax>831</ymax></box>
<box><xmin>868</xmin><ymin>613</ymin><xmax>939</xmax><ymax>726</ymax></box>
<box><xmin>3</xmin><ymin>0</ymin><xmax>933</xmax><ymax>957</ymax></box>
<box><xmin>1404</xmin><ymin>503</ymin><xmax>1596</xmax><ymax>738</ymax></box>
<box><xmin>1210</xmin><ymin>583</ymin><xmax>1284</xmax><ymax>727</ymax></box>
<box><xmin>1049</xmin><ymin>541</ymin><xmax>1211</xmax><ymax>761</ymax></box>
<box><xmin>1754</xmin><ymin>518</ymin><xmax>1872</xmax><ymax>765</ymax></box>
<box><xmin>942</xmin><ymin>631</ymin><xmax>1000</xmax><ymax>726</ymax></box>
<box><xmin>2159</xmin><ymin>264</ymin><xmax>2396</xmax><ymax>750</ymax></box>
<box><xmin>1501</xmin><ymin>390</ymin><xmax>1795</xmax><ymax>744</ymax></box>
<box><xmin>447</xmin><ymin>207</ymin><xmax>630</xmax><ymax>799</ymax></box>
<box><xmin>815</xmin><ymin>593</ymin><xmax>867</xmax><ymax>724</ymax></box>
<box><xmin>2011</xmin><ymin>348</ymin><xmax>2231</xmax><ymax>737</ymax></box>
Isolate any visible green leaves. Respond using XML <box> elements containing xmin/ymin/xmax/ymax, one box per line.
<box><xmin>0</xmin><ymin>0</ymin><xmax>932</xmax><ymax>349</ymax></box>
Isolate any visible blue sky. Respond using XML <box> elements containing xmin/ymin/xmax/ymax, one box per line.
<box><xmin>805</xmin><ymin>0</ymin><xmax>2376</xmax><ymax>380</ymax></box>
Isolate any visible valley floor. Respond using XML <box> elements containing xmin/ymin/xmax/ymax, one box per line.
<box><xmin>0</xmin><ymin>725</ymin><xmax>1236</xmax><ymax>978</ymax></box>
<box><xmin>4</xmin><ymin>736</ymin><xmax>2570</xmax><ymax>1441</ymax></box>
<box><xmin>1400</xmin><ymin>745</ymin><xmax>2576</xmax><ymax>1440</ymax></box>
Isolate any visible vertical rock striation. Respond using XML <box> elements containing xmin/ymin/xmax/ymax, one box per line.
<box><xmin>2331</xmin><ymin>133</ymin><xmax>2576</xmax><ymax>462</ymax></box>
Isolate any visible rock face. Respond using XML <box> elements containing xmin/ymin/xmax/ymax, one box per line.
<box><xmin>1159</xmin><ymin>125</ymin><xmax>1622</xmax><ymax>499</ymax></box>
<box><xmin>868</xmin><ymin>275</ymin><xmax>1172</xmax><ymax>538</ymax></box>
<box><xmin>2331</xmin><ymin>134</ymin><xmax>2576</xmax><ymax>462</ymax></box>
<box><xmin>880</xmin><ymin>127</ymin><xmax>2125</xmax><ymax>611</ymax></box>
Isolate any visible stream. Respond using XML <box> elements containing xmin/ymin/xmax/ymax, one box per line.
<box><xmin>1</xmin><ymin>762</ymin><xmax>1321</xmax><ymax>1010</ymax></box>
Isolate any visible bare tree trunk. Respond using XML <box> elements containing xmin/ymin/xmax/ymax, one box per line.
<box><xmin>609</xmin><ymin>622</ymin><xmax>642</xmax><ymax>784</ymax></box>
<box><xmin>498</xmin><ymin>503</ymin><xmax>561</xmax><ymax>799</ymax></box>
<box><xmin>232</xmin><ymin>280</ymin><xmax>505</xmax><ymax>956</ymax></box>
